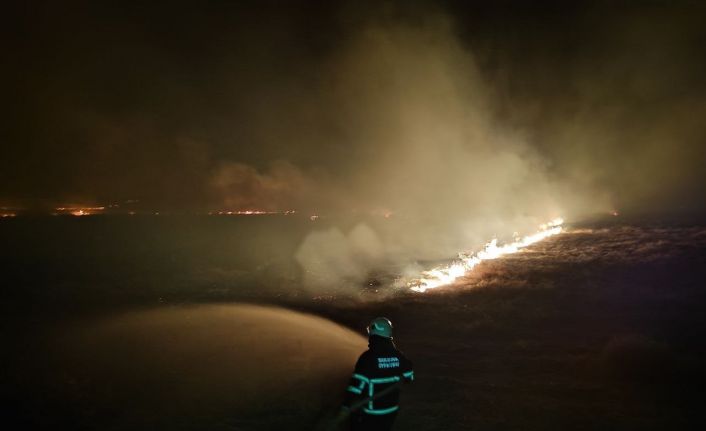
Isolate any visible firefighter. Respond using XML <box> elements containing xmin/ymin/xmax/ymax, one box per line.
<box><xmin>339</xmin><ymin>317</ymin><xmax>414</xmax><ymax>431</ymax></box>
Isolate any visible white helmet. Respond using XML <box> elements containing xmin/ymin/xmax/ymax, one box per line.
<box><xmin>367</xmin><ymin>317</ymin><xmax>393</xmax><ymax>339</ymax></box>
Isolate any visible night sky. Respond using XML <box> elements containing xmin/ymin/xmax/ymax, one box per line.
<box><xmin>3</xmin><ymin>0</ymin><xmax>706</xmax><ymax>215</ymax></box>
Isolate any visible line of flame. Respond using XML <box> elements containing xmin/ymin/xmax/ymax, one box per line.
<box><xmin>207</xmin><ymin>210</ymin><xmax>298</xmax><ymax>216</ymax></box>
<box><xmin>408</xmin><ymin>218</ymin><xmax>564</xmax><ymax>293</ymax></box>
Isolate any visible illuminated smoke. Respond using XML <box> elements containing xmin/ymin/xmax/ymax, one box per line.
<box><xmin>407</xmin><ymin>218</ymin><xmax>564</xmax><ymax>292</ymax></box>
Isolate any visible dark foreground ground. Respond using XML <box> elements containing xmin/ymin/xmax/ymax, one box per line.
<box><xmin>2</xmin><ymin>216</ymin><xmax>706</xmax><ymax>430</ymax></box>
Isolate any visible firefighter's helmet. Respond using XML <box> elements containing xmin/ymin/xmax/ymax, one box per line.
<box><xmin>367</xmin><ymin>317</ymin><xmax>393</xmax><ymax>339</ymax></box>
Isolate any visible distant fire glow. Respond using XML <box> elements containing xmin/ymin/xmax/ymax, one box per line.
<box><xmin>208</xmin><ymin>210</ymin><xmax>297</xmax><ymax>216</ymax></box>
<box><xmin>54</xmin><ymin>207</ymin><xmax>105</xmax><ymax>216</ymax></box>
<box><xmin>409</xmin><ymin>218</ymin><xmax>564</xmax><ymax>292</ymax></box>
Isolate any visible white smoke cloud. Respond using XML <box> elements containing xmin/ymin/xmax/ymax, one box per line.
<box><xmin>295</xmin><ymin>224</ymin><xmax>385</xmax><ymax>290</ymax></box>
<box><xmin>288</xmin><ymin>13</ymin><xmax>572</xmax><ymax>287</ymax></box>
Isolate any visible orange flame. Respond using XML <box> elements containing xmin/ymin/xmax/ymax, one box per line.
<box><xmin>408</xmin><ymin>218</ymin><xmax>564</xmax><ymax>292</ymax></box>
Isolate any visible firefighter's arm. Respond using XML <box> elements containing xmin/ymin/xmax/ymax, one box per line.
<box><xmin>342</xmin><ymin>355</ymin><xmax>370</xmax><ymax>408</ymax></box>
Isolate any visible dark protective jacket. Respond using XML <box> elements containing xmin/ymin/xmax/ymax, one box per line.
<box><xmin>343</xmin><ymin>335</ymin><xmax>414</xmax><ymax>416</ymax></box>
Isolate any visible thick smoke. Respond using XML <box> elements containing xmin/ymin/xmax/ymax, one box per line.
<box><xmin>284</xmin><ymin>3</ymin><xmax>705</xmax><ymax>287</ymax></box>
<box><xmin>500</xmin><ymin>3</ymin><xmax>706</xmax><ymax>215</ymax></box>
<box><xmin>285</xmin><ymin>13</ymin><xmax>568</xmax><ymax>286</ymax></box>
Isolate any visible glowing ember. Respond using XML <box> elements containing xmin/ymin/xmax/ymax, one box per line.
<box><xmin>408</xmin><ymin>218</ymin><xmax>564</xmax><ymax>293</ymax></box>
